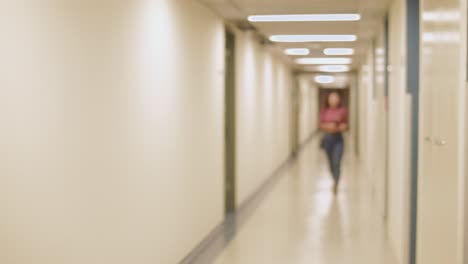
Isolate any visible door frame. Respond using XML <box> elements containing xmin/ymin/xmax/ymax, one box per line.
<box><xmin>291</xmin><ymin>75</ymin><xmax>301</xmax><ymax>156</ymax></box>
<box><xmin>224</xmin><ymin>28</ymin><xmax>237</xmax><ymax>215</ymax></box>
<box><xmin>407</xmin><ymin>0</ymin><xmax>420</xmax><ymax>262</ymax></box>
<box><xmin>384</xmin><ymin>15</ymin><xmax>390</xmax><ymax>221</ymax></box>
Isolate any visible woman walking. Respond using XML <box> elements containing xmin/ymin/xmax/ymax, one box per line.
<box><xmin>320</xmin><ymin>92</ymin><xmax>348</xmax><ymax>194</ymax></box>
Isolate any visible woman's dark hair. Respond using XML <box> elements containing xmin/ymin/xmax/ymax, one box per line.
<box><xmin>323</xmin><ymin>91</ymin><xmax>342</xmax><ymax>109</ymax></box>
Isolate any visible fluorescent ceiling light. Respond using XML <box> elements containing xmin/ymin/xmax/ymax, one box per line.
<box><xmin>318</xmin><ymin>65</ymin><xmax>351</xmax><ymax>72</ymax></box>
<box><xmin>296</xmin><ymin>58</ymin><xmax>352</xmax><ymax>65</ymax></box>
<box><xmin>284</xmin><ymin>48</ymin><xmax>310</xmax><ymax>55</ymax></box>
<box><xmin>315</xmin><ymin>75</ymin><xmax>335</xmax><ymax>84</ymax></box>
<box><xmin>270</xmin><ymin>35</ymin><xmax>357</xmax><ymax>43</ymax></box>
<box><xmin>324</xmin><ymin>48</ymin><xmax>354</xmax><ymax>55</ymax></box>
<box><xmin>248</xmin><ymin>14</ymin><xmax>361</xmax><ymax>22</ymax></box>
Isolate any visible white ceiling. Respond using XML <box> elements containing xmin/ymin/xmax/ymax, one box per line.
<box><xmin>200</xmin><ymin>0</ymin><xmax>390</xmax><ymax>73</ymax></box>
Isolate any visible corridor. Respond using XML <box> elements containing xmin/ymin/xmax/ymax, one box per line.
<box><xmin>209</xmin><ymin>137</ymin><xmax>396</xmax><ymax>264</ymax></box>
<box><xmin>2</xmin><ymin>0</ymin><xmax>468</xmax><ymax>264</ymax></box>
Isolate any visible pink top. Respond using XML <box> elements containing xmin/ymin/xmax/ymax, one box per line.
<box><xmin>320</xmin><ymin>107</ymin><xmax>348</xmax><ymax>124</ymax></box>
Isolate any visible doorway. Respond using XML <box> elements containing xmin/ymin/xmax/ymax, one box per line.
<box><xmin>224</xmin><ymin>29</ymin><xmax>236</xmax><ymax>215</ymax></box>
<box><xmin>291</xmin><ymin>77</ymin><xmax>301</xmax><ymax>155</ymax></box>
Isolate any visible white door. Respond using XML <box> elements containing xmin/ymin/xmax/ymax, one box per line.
<box><xmin>417</xmin><ymin>0</ymin><xmax>466</xmax><ymax>262</ymax></box>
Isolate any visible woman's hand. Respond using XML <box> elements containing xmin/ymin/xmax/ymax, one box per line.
<box><xmin>338</xmin><ymin>123</ymin><xmax>348</xmax><ymax>132</ymax></box>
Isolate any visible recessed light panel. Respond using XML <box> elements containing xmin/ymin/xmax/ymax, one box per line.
<box><xmin>324</xmin><ymin>48</ymin><xmax>354</xmax><ymax>55</ymax></box>
<box><xmin>284</xmin><ymin>48</ymin><xmax>310</xmax><ymax>55</ymax></box>
<box><xmin>270</xmin><ymin>35</ymin><xmax>357</xmax><ymax>43</ymax></box>
<box><xmin>318</xmin><ymin>65</ymin><xmax>351</xmax><ymax>72</ymax></box>
<box><xmin>315</xmin><ymin>75</ymin><xmax>335</xmax><ymax>84</ymax></box>
<box><xmin>248</xmin><ymin>14</ymin><xmax>361</xmax><ymax>22</ymax></box>
<box><xmin>296</xmin><ymin>58</ymin><xmax>352</xmax><ymax>65</ymax></box>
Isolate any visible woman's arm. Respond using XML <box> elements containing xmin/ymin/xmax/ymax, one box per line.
<box><xmin>338</xmin><ymin>108</ymin><xmax>349</xmax><ymax>132</ymax></box>
<box><xmin>338</xmin><ymin>123</ymin><xmax>348</xmax><ymax>132</ymax></box>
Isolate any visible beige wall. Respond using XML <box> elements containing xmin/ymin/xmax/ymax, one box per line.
<box><xmin>0</xmin><ymin>1</ymin><xmax>225</xmax><ymax>263</ymax></box>
<box><xmin>358</xmin><ymin>9</ymin><xmax>413</xmax><ymax>263</ymax></box>
<box><xmin>358</xmin><ymin>42</ymin><xmax>387</xmax><ymax>212</ymax></box>
<box><xmin>235</xmin><ymin>31</ymin><xmax>293</xmax><ymax>205</ymax></box>
<box><xmin>357</xmin><ymin>47</ymin><xmax>375</xmax><ymax>185</ymax></box>
<box><xmin>298</xmin><ymin>75</ymin><xmax>319</xmax><ymax>143</ymax></box>
<box><xmin>387</xmin><ymin>0</ymin><xmax>411</xmax><ymax>262</ymax></box>
<box><xmin>349</xmin><ymin>74</ymin><xmax>359</xmax><ymax>153</ymax></box>
<box><xmin>371</xmin><ymin>24</ymin><xmax>389</xmax><ymax>219</ymax></box>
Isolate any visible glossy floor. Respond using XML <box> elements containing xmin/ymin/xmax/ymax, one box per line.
<box><xmin>214</xmin><ymin>138</ymin><xmax>397</xmax><ymax>264</ymax></box>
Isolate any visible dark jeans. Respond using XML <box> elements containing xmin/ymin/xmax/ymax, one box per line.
<box><xmin>321</xmin><ymin>133</ymin><xmax>344</xmax><ymax>183</ymax></box>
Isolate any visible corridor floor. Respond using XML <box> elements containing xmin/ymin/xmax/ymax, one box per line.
<box><xmin>213</xmin><ymin>138</ymin><xmax>397</xmax><ymax>264</ymax></box>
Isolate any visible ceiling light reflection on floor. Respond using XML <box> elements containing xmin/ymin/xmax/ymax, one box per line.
<box><xmin>422</xmin><ymin>11</ymin><xmax>460</xmax><ymax>22</ymax></box>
